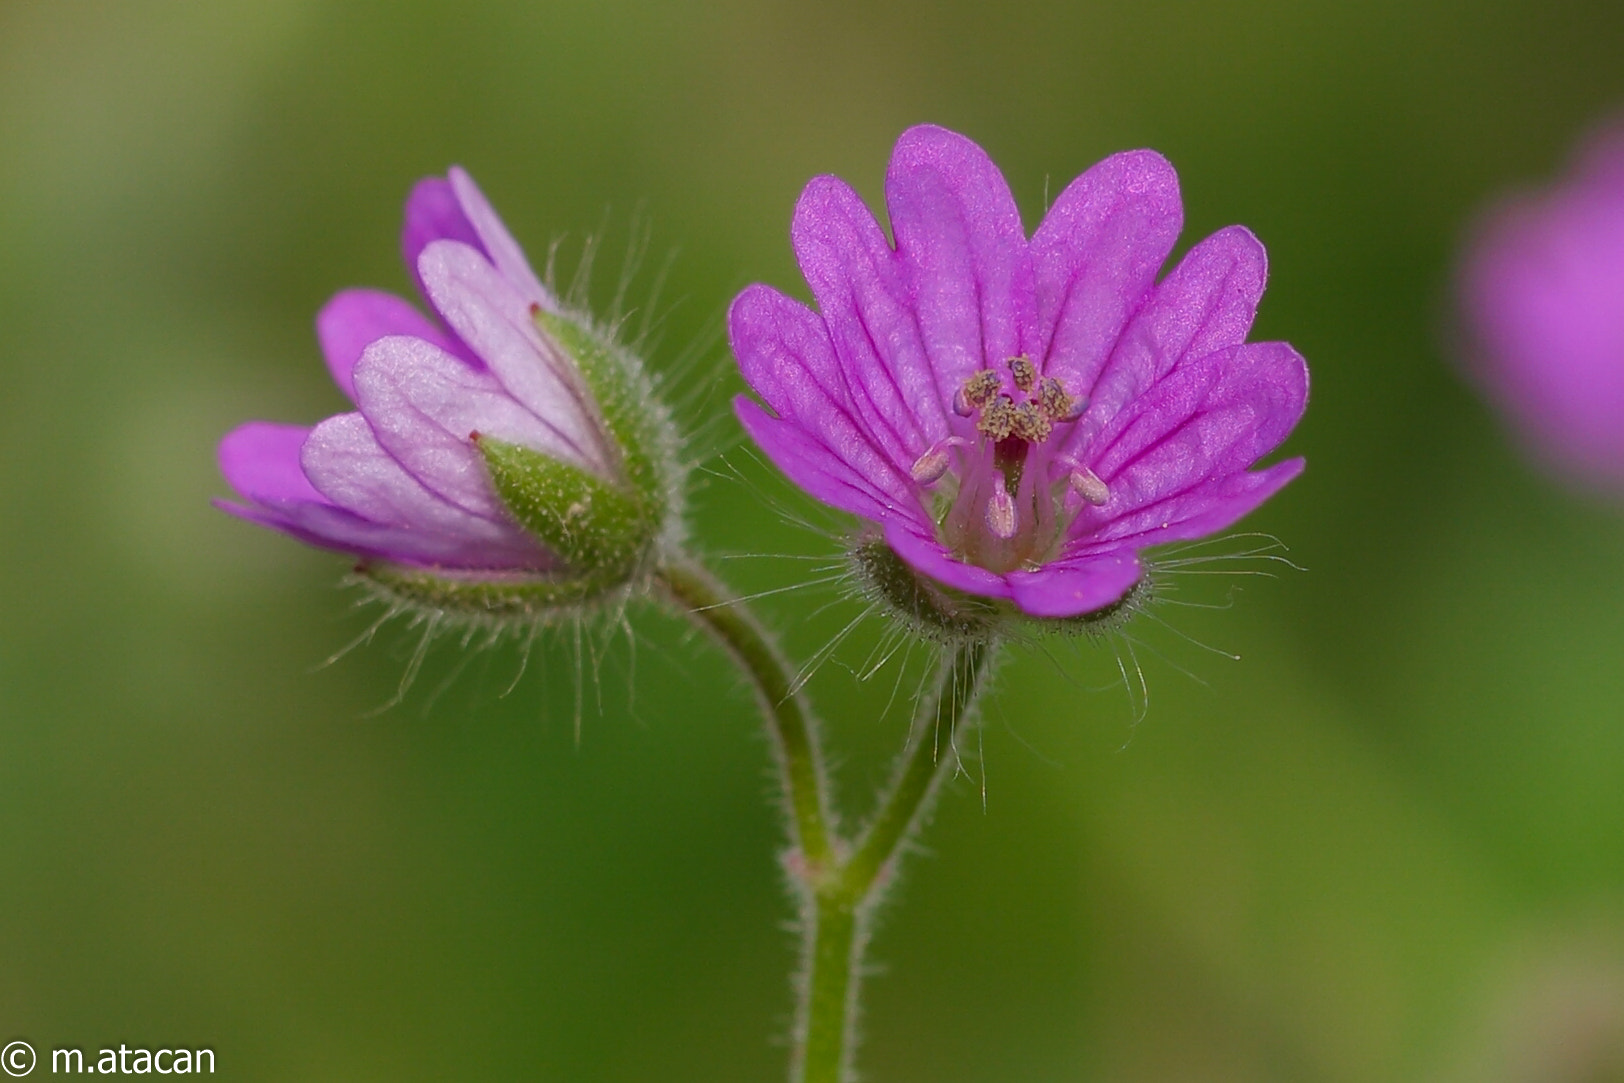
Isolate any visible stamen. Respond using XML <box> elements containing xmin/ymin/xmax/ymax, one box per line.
<box><xmin>977</xmin><ymin>395</ymin><xmax>1016</xmax><ymax>440</ymax></box>
<box><xmin>1068</xmin><ymin>465</ymin><xmax>1111</xmax><ymax>506</ymax></box>
<box><xmin>986</xmin><ymin>476</ymin><xmax>1017</xmax><ymax>539</ymax></box>
<box><xmin>956</xmin><ymin>369</ymin><xmax>1002</xmax><ymax>417</ymax></box>
<box><xmin>1037</xmin><ymin>376</ymin><xmax>1085</xmax><ymax>422</ymax></box>
<box><xmin>909</xmin><ymin>437</ymin><xmax>965</xmax><ymax>485</ymax></box>
<box><xmin>1009</xmin><ymin>355</ymin><xmax>1037</xmax><ymax>393</ymax></box>
<box><xmin>1010</xmin><ymin>402</ymin><xmax>1052</xmax><ymax>443</ymax></box>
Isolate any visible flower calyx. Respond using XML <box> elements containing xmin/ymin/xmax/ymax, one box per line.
<box><xmin>848</xmin><ymin>535</ymin><xmax>1148</xmax><ymax>646</ymax></box>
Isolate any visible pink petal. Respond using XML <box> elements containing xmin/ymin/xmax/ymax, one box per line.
<box><xmin>1083</xmin><ymin>341</ymin><xmax>1308</xmax><ymax>517</ymax></box>
<box><xmin>881</xmin><ymin>520</ymin><xmax>1014</xmax><ymax>600</ymax></box>
<box><xmin>1075</xmin><ymin>457</ymin><xmax>1304</xmax><ymax>554</ymax></box>
<box><xmin>448</xmin><ymin>167</ymin><xmax>551</xmax><ymax>308</ymax></box>
<box><xmin>1065</xmin><ymin>225</ymin><xmax>1266</xmax><ymax>458</ymax></box>
<box><xmin>352</xmin><ymin>335</ymin><xmax>584</xmax><ymax>520</ymax></box>
<box><xmin>886</xmin><ymin>125</ymin><xmax>1037</xmax><ymax>399</ymax></box>
<box><xmin>792</xmin><ymin>175</ymin><xmax>940</xmax><ymax>452</ymax></box>
<box><xmin>316</xmin><ymin>289</ymin><xmax>473</xmax><ymax>402</ymax></box>
<box><xmin>1030</xmin><ymin>150</ymin><xmax>1183</xmax><ymax>397</ymax></box>
<box><xmin>417</xmin><ymin>240</ymin><xmax>605</xmax><ymax>472</ymax></box>
<box><xmin>218</xmin><ymin>421</ymin><xmax>322</xmax><ymax>505</ymax></box>
<box><xmin>728</xmin><ymin>285</ymin><xmax>917</xmax><ymax>504</ymax></box>
<box><xmin>302</xmin><ymin>412</ymin><xmax>537</xmax><ymax>551</ymax></box>
<box><xmin>735</xmin><ymin>397</ymin><xmax>918</xmax><ymax>525</ymax></box>
<box><xmin>1007</xmin><ymin>552</ymin><xmax>1142</xmax><ymax>619</ymax></box>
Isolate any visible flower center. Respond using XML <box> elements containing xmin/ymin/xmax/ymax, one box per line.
<box><xmin>910</xmin><ymin>355</ymin><xmax>1109</xmax><ymax>574</ymax></box>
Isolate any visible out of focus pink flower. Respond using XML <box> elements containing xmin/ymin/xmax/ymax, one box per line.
<box><xmin>1460</xmin><ymin>124</ymin><xmax>1624</xmax><ymax>491</ymax></box>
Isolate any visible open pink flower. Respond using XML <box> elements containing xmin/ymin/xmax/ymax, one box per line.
<box><xmin>1459</xmin><ymin>123</ymin><xmax>1624</xmax><ymax>491</ymax></box>
<box><xmin>731</xmin><ymin>125</ymin><xmax>1308</xmax><ymax>619</ymax></box>
<box><xmin>218</xmin><ymin>169</ymin><xmax>615</xmax><ymax>571</ymax></box>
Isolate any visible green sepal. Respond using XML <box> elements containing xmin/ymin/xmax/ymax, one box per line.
<box><xmin>534</xmin><ymin>309</ymin><xmax>669</xmax><ymax>517</ymax></box>
<box><xmin>477</xmin><ymin>435</ymin><xmax>656</xmax><ymax>585</ymax></box>
<box><xmin>357</xmin><ymin>562</ymin><xmax>610</xmax><ymax>619</ymax></box>
<box><xmin>848</xmin><ymin>536</ymin><xmax>1148</xmax><ymax>643</ymax></box>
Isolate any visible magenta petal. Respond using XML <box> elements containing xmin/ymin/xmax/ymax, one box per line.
<box><xmin>793</xmin><ymin>175</ymin><xmax>940</xmax><ymax>452</ymax></box>
<box><xmin>730</xmin><ymin>128</ymin><xmax>1308</xmax><ymax>618</ymax></box>
<box><xmin>402</xmin><ymin>176</ymin><xmax>483</xmax><ymax>300</ymax></box>
<box><xmin>1031</xmin><ymin>150</ymin><xmax>1183</xmax><ymax>396</ymax></box>
<box><xmin>1462</xmin><ymin>185</ymin><xmax>1624</xmax><ymax>485</ymax></box>
<box><xmin>317</xmin><ymin>289</ymin><xmax>472</xmax><ymax>401</ymax></box>
<box><xmin>735</xmin><ymin>397</ymin><xmax>917</xmax><ymax>525</ymax></box>
<box><xmin>728</xmin><ymin>284</ymin><xmax>917</xmax><ymax>501</ymax></box>
<box><xmin>886</xmin><ymin>125</ymin><xmax>1037</xmax><ymax>397</ymax></box>
<box><xmin>882</xmin><ymin>521</ymin><xmax>1014</xmax><ymax>600</ymax></box>
<box><xmin>1081</xmin><ymin>457</ymin><xmax>1304</xmax><ymax>553</ymax></box>
<box><xmin>1007</xmin><ymin>552</ymin><xmax>1142</xmax><ymax>618</ymax></box>
<box><xmin>1086</xmin><ymin>341</ymin><xmax>1308</xmax><ymax>514</ymax></box>
<box><xmin>1068</xmin><ymin>226</ymin><xmax>1266</xmax><ymax>456</ymax></box>
<box><xmin>219</xmin><ymin>422</ymin><xmax>323</xmax><ymax>505</ymax></box>
<box><xmin>219</xmin><ymin>497</ymin><xmax>542</xmax><ymax>568</ymax></box>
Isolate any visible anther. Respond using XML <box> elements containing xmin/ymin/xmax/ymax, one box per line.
<box><xmin>986</xmin><ymin>476</ymin><xmax>1017</xmax><ymax>539</ymax></box>
<box><xmin>1037</xmin><ymin>376</ymin><xmax>1085</xmax><ymax>422</ymax></box>
<box><xmin>977</xmin><ymin>395</ymin><xmax>1016</xmax><ymax>440</ymax></box>
<box><xmin>955</xmin><ymin>369</ymin><xmax>1002</xmax><ymax>416</ymax></box>
<box><xmin>1068</xmin><ymin>465</ymin><xmax>1111</xmax><ymax>506</ymax></box>
<box><xmin>1010</xmin><ymin>402</ymin><xmax>1052</xmax><ymax>443</ymax></box>
<box><xmin>1009</xmin><ymin>355</ymin><xmax>1037</xmax><ymax>393</ymax></box>
<box><xmin>909</xmin><ymin>437</ymin><xmax>965</xmax><ymax>485</ymax></box>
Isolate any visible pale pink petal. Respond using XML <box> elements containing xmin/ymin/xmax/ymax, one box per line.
<box><xmin>352</xmin><ymin>335</ymin><xmax>584</xmax><ymax>520</ymax></box>
<box><xmin>417</xmin><ymin>240</ymin><xmax>606</xmax><ymax>472</ymax></box>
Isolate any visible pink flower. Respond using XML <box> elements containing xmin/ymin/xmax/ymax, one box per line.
<box><xmin>731</xmin><ymin>125</ymin><xmax>1308</xmax><ymax>620</ymax></box>
<box><xmin>218</xmin><ymin>169</ymin><xmax>647</xmax><ymax>576</ymax></box>
<box><xmin>1459</xmin><ymin>124</ymin><xmax>1624</xmax><ymax>491</ymax></box>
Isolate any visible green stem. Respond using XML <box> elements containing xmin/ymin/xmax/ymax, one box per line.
<box><xmin>658</xmin><ymin>554</ymin><xmax>997</xmax><ymax>1083</ymax></box>
<box><xmin>654</xmin><ymin>557</ymin><xmax>834</xmax><ymax>867</ymax></box>
<box><xmin>845</xmin><ymin>639</ymin><xmax>993</xmax><ymax>892</ymax></box>
<box><xmin>800</xmin><ymin>892</ymin><xmax>859</xmax><ymax>1083</ymax></box>
<box><xmin>799</xmin><ymin>639</ymin><xmax>994</xmax><ymax>1083</ymax></box>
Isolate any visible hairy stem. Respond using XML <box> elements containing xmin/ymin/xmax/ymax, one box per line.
<box><xmin>658</xmin><ymin>554</ymin><xmax>997</xmax><ymax>1083</ymax></box>
<box><xmin>799</xmin><ymin>639</ymin><xmax>994</xmax><ymax>1083</ymax></box>
<box><xmin>845</xmin><ymin>639</ymin><xmax>993</xmax><ymax>892</ymax></box>
<box><xmin>655</xmin><ymin>557</ymin><xmax>834</xmax><ymax>867</ymax></box>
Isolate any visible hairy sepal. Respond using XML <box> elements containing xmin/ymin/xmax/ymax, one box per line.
<box><xmin>849</xmin><ymin>537</ymin><xmax>1148</xmax><ymax>643</ymax></box>
<box><xmin>477</xmin><ymin>436</ymin><xmax>657</xmax><ymax>587</ymax></box>
<box><xmin>535</xmin><ymin>309</ymin><xmax>672</xmax><ymax>517</ymax></box>
<box><xmin>353</xmin><ymin>562</ymin><xmax>615</xmax><ymax>622</ymax></box>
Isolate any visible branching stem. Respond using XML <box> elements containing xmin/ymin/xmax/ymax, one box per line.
<box><xmin>658</xmin><ymin>556</ymin><xmax>997</xmax><ymax>1083</ymax></box>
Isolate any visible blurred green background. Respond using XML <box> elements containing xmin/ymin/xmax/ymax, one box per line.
<box><xmin>5</xmin><ymin>1</ymin><xmax>1624</xmax><ymax>1079</ymax></box>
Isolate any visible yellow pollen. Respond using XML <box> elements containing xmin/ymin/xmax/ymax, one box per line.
<box><xmin>959</xmin><ymin>369</ymin><xmax>1002</xmax><ymax>412</ymax></box>
<box><xmin>1011</xmin><ymin>401</ymin><xmax>1051</xmax><ymax>442</ymax></box>
<box><xmin>1009</xmin><ymin>355</ymin><xmax>1037</xmax><ymax>393</ymax></box>
<box><xmin>1036</xmin><ymin>376</ymin><xmax>1076</xmax><ymax>421</ymax></box>
<box><xmin>977</xmin><ymin>395</ymin><xmax>1016</xmax><ymax>440</ymax></box>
